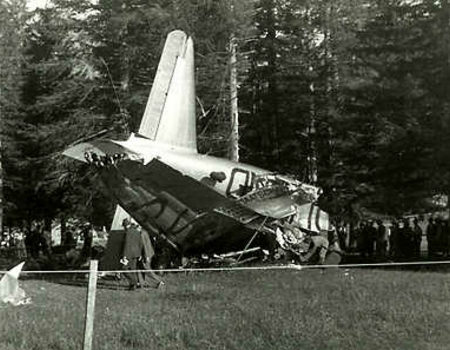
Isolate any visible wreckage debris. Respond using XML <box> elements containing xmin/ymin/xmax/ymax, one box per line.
<box><xmin>0</xmin><ymin>262</ymin><xmax>31</xmax><ymax>306</ymax></box>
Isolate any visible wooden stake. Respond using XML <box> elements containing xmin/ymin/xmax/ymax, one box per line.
<box><xmin>83</xmin><ymin>260</ymin><xmax>98</xmax><ymax>350</ymax></box>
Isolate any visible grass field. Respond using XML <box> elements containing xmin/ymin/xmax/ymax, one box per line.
<box><xmin>2</xmin><ymin>267</ymin><xmax>450</xmax><ymax>350</ymax></box>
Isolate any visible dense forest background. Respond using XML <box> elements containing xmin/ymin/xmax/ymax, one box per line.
<box><xmin>0</xmin><ymin>0</ymin><xmax>449</xmax><ymax>229</ymax></box>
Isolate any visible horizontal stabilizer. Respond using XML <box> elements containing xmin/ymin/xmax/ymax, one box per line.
<box><xmin>62</xmin><ymin>139</ymin><xmax>141</xmax><ymax>163</ymax></box>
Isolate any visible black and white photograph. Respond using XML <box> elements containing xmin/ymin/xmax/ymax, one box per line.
<box><xmin>1</xmin><ymin>0</ymin><xmax>450</xmax><ymax>349</ymax></box>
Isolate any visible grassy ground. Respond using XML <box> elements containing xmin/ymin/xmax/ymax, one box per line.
<box><xmin>2</xmin><ymin>267</ymin><xmax>450</xmax><ymax>350</ymax></box>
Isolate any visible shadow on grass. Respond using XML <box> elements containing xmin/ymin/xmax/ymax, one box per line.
<box><xmin>22</xmin><ymin>274</ymin><xmax>130</xmax><ymax>290</ymax></box>
<box><xmin>342</xmin><ymin>253</ymin><xmax>450</xmax><ymax>273</ymax></box>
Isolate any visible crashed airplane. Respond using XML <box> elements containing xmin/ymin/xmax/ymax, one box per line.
<box><xmin>63</xmin><ymin>30</ymin><xmax>330</xmax><ymax>259</ymax></box>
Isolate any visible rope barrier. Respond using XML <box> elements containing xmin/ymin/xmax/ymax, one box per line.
<box><xmin>2</xmin><ymin>259</ymin><xmax>450</xmax><ymax>275</ymax></box>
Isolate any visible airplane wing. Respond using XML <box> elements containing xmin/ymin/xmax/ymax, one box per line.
<box><xmin>62</xmin><ymin>139</ymin><xmax>142</xmax><ymax>163</ymax></box>
<box><xmin>98</xmin><ymin>158</ymin><xmax>265</xmax><ymax>255</ymax></box>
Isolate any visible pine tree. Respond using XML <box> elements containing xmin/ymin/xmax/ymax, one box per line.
<box><xmin>333</xmin><ymin>0</ymin><xmax>449</xmax><ymax>216</ymax></box>
<box><xmin>0</xmin><ymin>0</ymin><xmax>29</xmax><ymax>228</ymax></box>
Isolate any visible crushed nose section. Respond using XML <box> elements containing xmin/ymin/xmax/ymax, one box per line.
<box><xmin>233</xmin><ymin>173</ymin><xmax>330</xmax><ymax>256</ymax></box>
<box><xmin>234</xmin><ymin>174</ymin><xmax>322</xmax><ymax>219</ymax></box>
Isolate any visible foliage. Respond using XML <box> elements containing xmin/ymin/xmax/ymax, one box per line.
<box><xmin>0</xmin><ymin>0</ymin><xmax>29</xmax><ymax>225</ymax></box>
<box><xmin>1</xmin><ymin>0</ymin><xmax>449</xmax><ymax>226</ymax></box>
<box><xmin>327</xmin><ymin>0</ymin><xmax>450</xmax><ymax>218</ymax></box>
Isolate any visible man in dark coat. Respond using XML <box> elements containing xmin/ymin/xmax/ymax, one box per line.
<box><xmin>356</xmin><ymin>222</ymin><xmax>366</xmax><ymax>258</ymax></box>
<box><xmin>120</xmin><ymin>219</ymin><xmax>143</xmax><ymax>290</ymax></box>
<box><xmin>376</xmin><ymin>220</ymin><xmax>388</xmax><ymax>259</ymax></box>
<box><xmin>80</xmin><ymin>223</ymin><xmax>93</xmax><ymax>261</ymax></box>
<box><xmin>443</xmin><ymin>220</ymin><xmax>450</xmax><ymax>257</ymax></box>
<box><xmin>435</xmin><ymin>218</ymin><xmax>444</xmax><ymax>256</ymax></box>
<box><xmin>137</xmin><ymin>226</ymin><xmax>164</xmax><ymax>288</ymax></box>
<box><xmin>402</xmin><ymin>219</ymin><xmax>415</xmax><ymax>258</ymax></box>
<box><xmin>427</xmin><ymin>217</ymin><xmax>437</xmax><ymax>258</ymax></box>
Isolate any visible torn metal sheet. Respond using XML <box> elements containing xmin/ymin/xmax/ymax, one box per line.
<box><xmin>0</xmin><ymin>262</ymin><xmax>30</xmax><ymax>306</ymax></box>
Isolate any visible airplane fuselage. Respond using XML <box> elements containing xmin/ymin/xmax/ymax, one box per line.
<box><xmin>111</xmin><ymin>134</ymin><xmax>272</xmax><ymax>198</ymax></box>
<box><xmin>63</xmin><ymin>30</ymin><xmax>328</xmax><ymax>260</ymax></box>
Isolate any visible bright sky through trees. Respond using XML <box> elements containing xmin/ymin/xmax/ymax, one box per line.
<box><xmin>26</xmin><ymin>0</ymin><xmax>49</xmax><ymax>10</ymax></box>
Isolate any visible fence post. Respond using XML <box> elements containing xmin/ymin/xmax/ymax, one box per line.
<box><xmin>83</xmin><ymin>259</ymin><xmax>98</xmax><ymax>350</ymax></box>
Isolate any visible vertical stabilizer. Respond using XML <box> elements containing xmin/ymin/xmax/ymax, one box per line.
<box><xmin>138</xmin><ymin>30</ymin><xmax>197</xmax><ymax>152</ymax></box>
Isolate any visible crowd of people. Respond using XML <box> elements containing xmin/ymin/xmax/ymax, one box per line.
<box><xmin>283</xmin><ymin>215</ymin><xmax>450</xmax><ymax>266</ymax></box>
<box><xmin>0</xmin><ymin>218</ymin><xmax>165</xmax><ymax>291</ymax></box>
<box><xmin>349</xmin><ymin>216</ymin><xmax>450</xmax><ymax>260</ymax></box>
<box><xmin>0</xmin><ymin>222</ymin><xmax>99</xmax><ymax>267</ymax></box>
<box><xmin>2</xmin><ymin>214</ymin><xmax>450</xmax><ymax>275</ymax></box>
<box><xmin>1</xmin><ymin>224</ymin><xmax>52</xmax><ymax>260</ymax></box>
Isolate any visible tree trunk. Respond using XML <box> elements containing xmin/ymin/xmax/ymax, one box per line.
<box><xmin>0</xmin><ymin>139</ymin><xmax>3</xmax><ymax>234</ymax></box>
<box><xmin>308</xmin><ymin>80</ymin><xmax>318</xmax><ymax>184</ymax></box>
<box><xmin>229</xmin><ymin>34</ymin><xmax>239</xmax><ymax>162</ymax></box>
<box><xmin>264</xmin><ymin>0</ymin><xmax>280</xmax><ymax>164</ymax></box>
<box><xmin>60</xmin><ymin>216</ymin><xmax>67</xmax><ymax>245</ymax></box>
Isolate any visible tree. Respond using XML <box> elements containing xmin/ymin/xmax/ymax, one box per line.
<box><xmin>6</xmin><ymin>0</ymin><xmax>256</xmax><ymax>226</ymax></box>
<box><xmin>328</xmin><ymin>0</ymin><xmax>450</xmax><ymax>217</ymax></box>
<box><xmin>0</xmin><ymin>0</ymin><xmax>28</xmax><ymax>228</ymax></box>
<box><xmin>4</xmin><ymin>0</ymin><xmax>449</xmax><ymax>227</ymax></box>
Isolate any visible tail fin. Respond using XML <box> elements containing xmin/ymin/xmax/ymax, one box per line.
<box><xmin>138</xmin><ymin>30</ymin><xmax>197</xmax><ymax>152</ymax></box>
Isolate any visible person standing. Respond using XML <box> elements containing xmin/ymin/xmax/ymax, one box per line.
<box><xmin>412</xmin><ymin>218</ymin><xmax>422</xmax><ymax>258</ymax></box>
<box><xmin>24</xmin><ymin>228</ymin><xmax>33</xmax><ymax>258</ymax></box>
<box><xmin>326</xmin><ymin>228</ymin><xmax>343</xmax><ymax>265</ymax></box>
<box><xmin>357</xmin><ymin>221</ymin><xmax>367</xmax><ymax>259</ymax></box>
<box><xmin>397</xmin><ymin>220</ymin><xmax>409</xmax><ymax>258</ymax></box>
<box><xmin>15</xmin><ymin>232</ymin><xmax>27</xmax><ymax>259</ymax></box>
<box><xmin>63</xmin><ymin>228</ymin><xmax>76</xmax><ymax>251</ymax></box>
<box><xmin>138</xmin><ymin>226</ymin><xmax>164</xmax><ymax>289</ymax></box>
<box><xmin>442</xmin><ymin>219</ymin><xmax>450</xmax><ymax>257</ymax></box>
<box><xmin>28</xmin><ymin>224</ymin><xmax>40</xmax><ymax>259</ymax></box>
<box><xmin>78</xmin><ymin>223</ymin><xmax>93</xmax><ymax>264</ymax></box>
<box><xmin>337</xmin><ymin>223</ymin><xmax>347</xmax><ymax>251</ymax></box>
<box><xmin>120</xmin><ymin>219</ymin><xmax>143</xmax><ymax>290</ymax></box>
<box><xmin>366</xmin><ymin>220</ymin><xmax>377</xmax><ymax>259</ymax></box>
<box><xmin>376</xmin><ymin>220</ymin><xmax>388</xmax><ymax>259</ymax></box>
<box><xmin>404</xmin><ymin>219</ymin><xmax>415</xmax><ymax>258</ymax></box>
<box><xmin>389</xmin><ymin>220</ymin><xmax>399</xmax><ymax>259</ymax></box>
<box><xmin>426</xmin><ymin>217</ymin><xmax>436</xmax><ymax>258</ymax></box>
<box><xmin>435</xmin><ymin>218</ymin><xmax>444</xmax><ymax>256</ymax></box>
